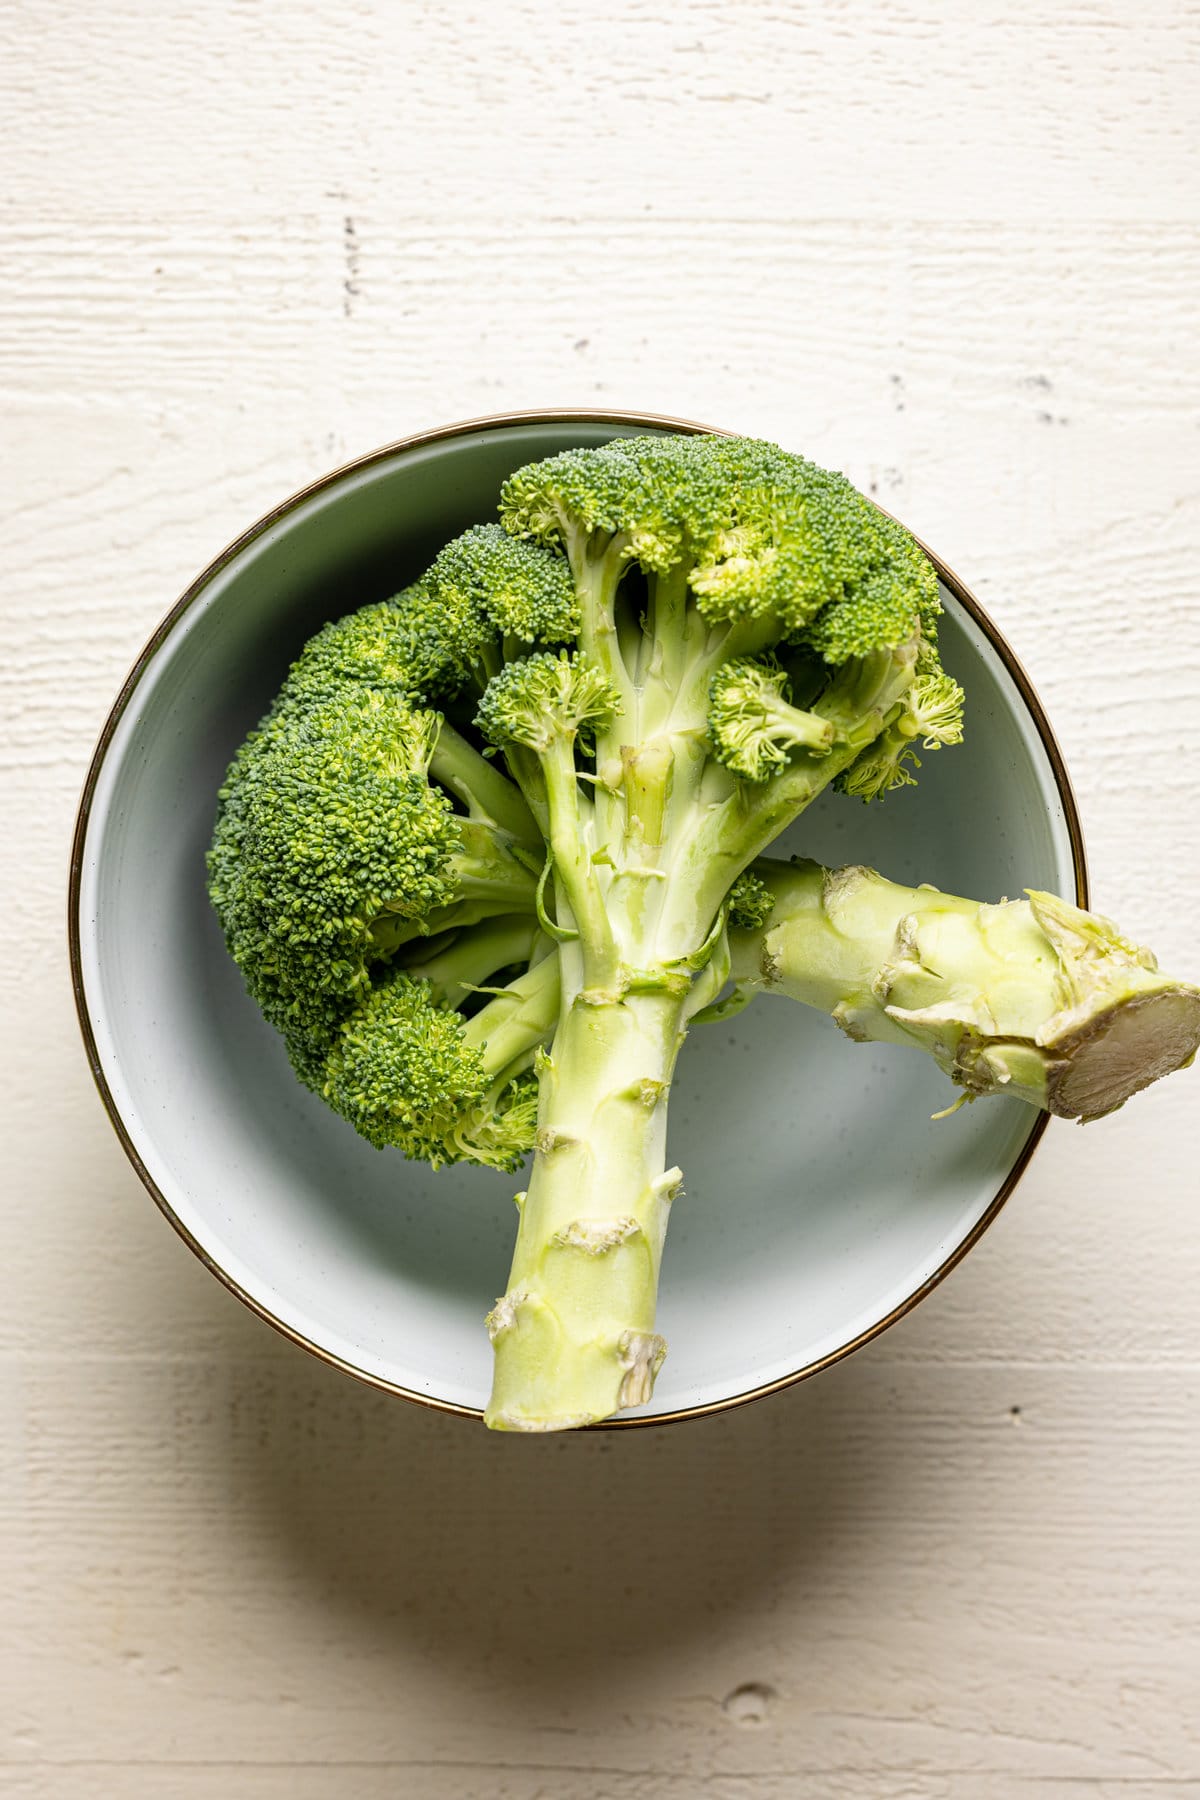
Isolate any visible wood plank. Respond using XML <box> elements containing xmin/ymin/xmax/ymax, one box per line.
<box><xmin>4</xmin><ymin>1</ymin><xmax>1199</xmax><ymax>1790</ymax></box>
<box><xmin>3</xmin><ymin>1361</ymin><xmax>1198</xmax><ymax>1783</ymax></box>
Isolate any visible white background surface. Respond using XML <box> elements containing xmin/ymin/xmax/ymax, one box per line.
<box><xmin>4</xmin><ymin>2</ymin><xmax>1199</xmax><ymax>1794</ymax></box>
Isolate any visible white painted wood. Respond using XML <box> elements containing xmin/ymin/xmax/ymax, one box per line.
<box><xmin>3</xmin><ymin>0</ymin><xmax>1198</xmax><ymax>1792</ymax></box>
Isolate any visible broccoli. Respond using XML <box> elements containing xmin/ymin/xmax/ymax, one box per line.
<box><xmin>208</xmin><ymin>431</ymin><xmax>1194</xmax><ymax>1432</ymax></box>
<box><xmin>727</xmin><ymin>859</ymin><xmax>1200</xmax><ymax>1120</ymax></box>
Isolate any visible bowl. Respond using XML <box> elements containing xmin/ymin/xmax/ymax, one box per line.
<box><xmin>70</xmin><ymin>409</ymin><xmax>1085</xmax><ymax>1425</ymax></box>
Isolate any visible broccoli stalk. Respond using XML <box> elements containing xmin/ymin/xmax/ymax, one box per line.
<box><xmin>728</xmin><ymin>860</ymin><xmax>1200</xmax><ymax>1120</ymax></box>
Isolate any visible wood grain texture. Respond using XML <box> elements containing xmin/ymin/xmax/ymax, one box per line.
<box><xmin>3</xmin><ymin>0</ymin><xmax>1199</xmax><ymax>1793</ymax></box>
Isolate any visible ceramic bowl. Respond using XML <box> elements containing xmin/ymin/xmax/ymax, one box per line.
<box><xmin>70</xmin><ymin>410</ymin><xmax>1085</xmax><ymax>1425</ymax></box>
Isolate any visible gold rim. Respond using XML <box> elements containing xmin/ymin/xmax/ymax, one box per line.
<box><xmin>68</xmin><ymin>407</ymin><xmax>1088</xmax><ymax>1429</ymax></box>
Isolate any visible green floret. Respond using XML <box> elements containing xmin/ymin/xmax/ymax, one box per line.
<box><xmin>320</xmin><ymin>924</ymin><xmax>559</xmax><ymax>1171</ymax></box>
<box><xmin>727</xmin><ymin>869</ymin><xmax>775</xmax><ymax>931</ymax></box>
<box><xmin>321</xmin><ymin>971</ymin><xmax>541</xmax><ymax>1173</ymax></box>
<box><xmin>323</xmin><ymin>973</ymin><xmax>491</xmax><ymax>1161</ymax></box>
<box><xmin>207</xmin><ymin>684</ymin><xmax>538</xmax><ymax>1090</ymax></box>
<box><xmin>502</xmin><ymin>434</ymin><xmax>940</xmax><ymax>656</ymax></box>
<box><xmin>208</xmin><ymin>689</ymin><xmax>457</xmax><ymax>1074</ymax></box>
<box><xmin>283</xmin><ymin>529</ymin><xmax>580</xmax><ymax>720</ymax></box>
<box><xmin>708</xmin><ymin>656</ymin><xmax>835</xmax><ymax>782</ymax></box>
<box><xmin>426</xmin><ymin>524</ymin><xmax>579</xmax><ymax>650</ymax></box>
<box><xmin>837</xmin><ymin>643</ymin><xmax>966</xmax><ymax>801</ymax></box>
<box><xmin>411</xmin><ymin>526</ymin><xmax>581</xmax><ymax>701</ymax></box>
<box><xmin>475</xmin><ymin>650</ymin><xmax>622</xmax><ymax>752</ymax></box>
<box><xmin>280</xmin><ymin>586</ymin><xmax>452</xmax><ymax>705</ymax></box>
<box><xmin>691</xmin><ymin>442</ymin><xmax>939</xmax><ymax>653</ymax></box>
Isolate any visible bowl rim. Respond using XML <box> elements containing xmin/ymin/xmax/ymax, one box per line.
<box><xmin>68</xmin><ymin>406</ymin><xmax>1089</xmax><ymax>1428</ymax></box>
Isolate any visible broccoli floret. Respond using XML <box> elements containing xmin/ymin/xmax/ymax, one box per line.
<box><xmin>475</xmin><ymin>649</ymin><xmax>622</xmax><ymax>754</ymax></box>
<box><xmin>322</xmin><ymin>973</ymin><xmax>492</xmax><ymax>1159</ymax></box>
<box><xmin>837</xmin><ymin>642</ymin><xmax>965</xmax><ymax>801</ymax></box>
<box><xmin>208</xmin><ymin>670</ymin><xmax>541</xmax><ymax>1103</ymax></box>
<box><xmin>727</xmin><ymin>869</ymin><xmax>775</xmax><ymax>931</ymax></box>
<box><xmin>707</xmin><ymin>657</ymin><xmax>835</xmax><ymax>782</ymax></box>
<box><xmin>320</xmin><ymin>958</ymin><xmax>549</xmax><ymax>1174</ymax></box>
<box><xmin>426</xmin><ymin>523</ymin><xmax>579</xmax><ymax>655</ymax></box>
<box><xmin>280</xmin><ymin>588</ymin><xmax>446</xmax><ymax>704</ymax></box>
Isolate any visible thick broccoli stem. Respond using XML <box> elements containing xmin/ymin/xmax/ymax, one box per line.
<box><xmin>729</xmin><ymin>860</ymin><xmax>1200</xmax><ymax>1120</ymax></box>
<box><xmin>483</xmin><ymin>984</ymin><xmax>686</xmax><ymax>1431</ymax></box>
<box><xmin>483</xmin><ymin>630</ymin><xmax>698</xmax><ymax>1428</ymax></box>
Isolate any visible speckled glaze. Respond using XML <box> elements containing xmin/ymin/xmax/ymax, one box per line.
<box><xmin>70</xmin><ymin>412</ymin><xmax>1084</xmax><ymax>1424</ymax></box>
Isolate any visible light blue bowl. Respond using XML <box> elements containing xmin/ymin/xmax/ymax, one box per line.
<box><xmin>70</xmin><ymin>411</ymin><xmax>1084</xmax><ymax>1424</ymax></box>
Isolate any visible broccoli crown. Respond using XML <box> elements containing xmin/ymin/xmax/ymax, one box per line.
<box><xmin>500</xmin><ymin>433</ymin><xmax>940</xmax><ymax>661</ymax></box>
<box><xmin>321</xmin><ymin>973</ymin><xmax>539</xmax><ymax>1171</ymax></box>
<box><xmin>426</xmin><ymin>523</ymin><xmax>579</xmax><ymax>655</ymax></box>
<box><xmin>281</xmin><ymin>584</ymin><xmax>458</xmax><ymax>705</ymax></box>
<box><xmin>475</xmin><ymin>650</ymin><xmax>622</xmax><ymax>753</ymax></box>
<box><xmin>374</xmin><ymin>528</ymin><xmax>579</xmax><ymax>704</ymax></box>
<box><xmin>207</xmin><ymin>525</ymin><xmax>576</xmax><ymax>1160</ymax></box>
<box><xmin>207</xmin><ymin>687</ymin><xmax>461</xmax><ymax>1084</ymax></box>
<box><xmin>323</xmin><ymin>973</ymin><xmax>487</xmax><ymax>1154</ymax></box>
<box><xmin>276</xmin><ymin>525</ymin><xmax>579</xmax><ymax>718</ymax></box>
<box><xmin>210</xmin><ymin>431</ymin><xmax>959</xmax><ymax>1212</ymax></box>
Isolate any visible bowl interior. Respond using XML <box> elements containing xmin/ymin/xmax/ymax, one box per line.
<box><xmin>76</xmin><ymin>420</ymin><xmax>1078</xmax><ymax>1420</ymax></box>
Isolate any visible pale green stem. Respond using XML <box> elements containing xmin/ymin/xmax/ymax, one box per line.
<box><xmin>463</xmin><ymin>950</ymin><xmax>562</xmax><ymax>1088</ymax></box>
<box><xmin>369</xmin><ymin>895</ymin><xmax>533</xmax><ymax>960</ymax></box>
<box><xmin>448</xmin><ymin>820</ymin><xmax>543</xmax><ymax>910</ymax></box>
<box><xmin>430</xmin><ymin>719</ymin><xmax>541</xmax><ymax>846</ymax></box>
<box><xmin>540</xmin><ymin>734</ymin><xmax>619</xmax><ymax>991</ymax></box>
<box><xmin>640</xmin><ymin>563</ymin><xmax>692</xmax><ymax>699</ymax></box>
<box><xmin>750</xmin><ymin>693</ymin><xmax>836</xmax><ymax>756</ymax></box>
<box><xmin>669</xmin><ymin>641</ymin><xmax>920</xmax><ymax>938</ymax></box>
<box><xmin>561</xmin><ymin>530</ymin><xmax>636</xmax><ymax>853</ymax></box>
<box><xmin>659</xmin><ymin>733</ymin><xmax>868</xmax><ymax>953</ymax></box>
<box><xmin>498</xmin><ymin>742</ymin><xmax>551</xmax><ymax>839</ymax></box>
<box><xmin>730</xmin><ymin>859</ymin><xmax>1200</xmax><ymax>1120</ymax></box>
<box><xmin>565</xmin><ymin>527</ymin><xmax>635</xmax><ymax>719</ymax></box>
<box><xmin>484</xmin><ymin>987</ymin><xmax>688</xmax><ymax>1431</ymax></box>
<box><xmin>398</xmin><ymin>915</ymin><xmax>542</xmax><ymax>1010</ymax></box>
<box><xmin>667</xmin><ymin>612</ymin><xmax>780</xmax><ymax>731</ymax></box>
